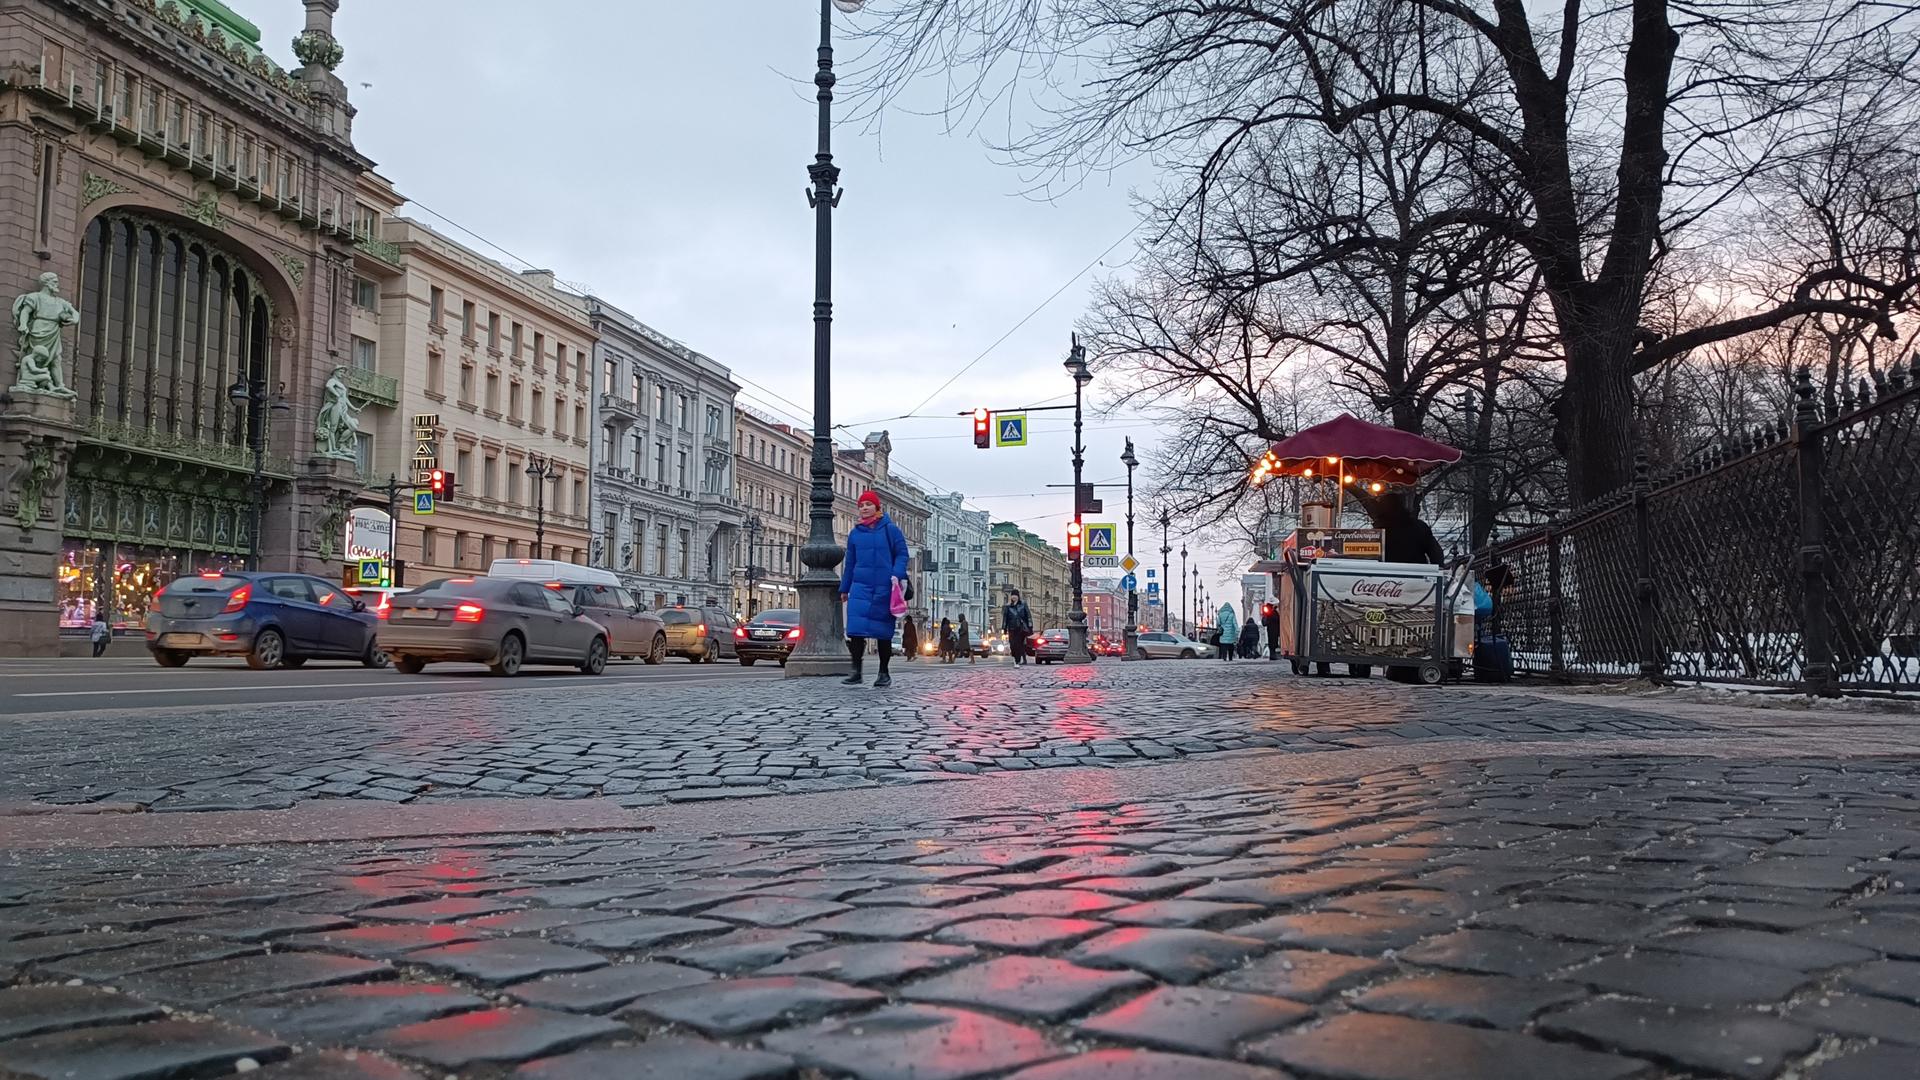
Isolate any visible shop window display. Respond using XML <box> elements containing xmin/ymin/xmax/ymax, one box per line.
<box><xmin>58</xmin><ymin>543</ymin><xmax>241</xmax><ymax>630</ymax></box>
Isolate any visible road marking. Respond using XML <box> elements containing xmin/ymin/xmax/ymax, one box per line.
<box><xmin>11</xmin><ymin>671</ymin><xmax>776</xmax><ymax>699</ymax></box>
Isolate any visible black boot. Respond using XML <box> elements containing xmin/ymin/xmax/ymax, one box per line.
<box><xmin>842</xmin><ymin>638</ymin><xmax>865</xmax><ymax>685</ymax></box>
<box><xmin>874</xmin><ymin>641</ymin><xmax>894</xmax><ymax>687</ymax></box>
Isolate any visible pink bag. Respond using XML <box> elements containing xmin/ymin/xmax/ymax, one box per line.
<box><xmin>889</xmin><ymin>578</ymin><xmax>909</xmax><ymax>617</ymax></box>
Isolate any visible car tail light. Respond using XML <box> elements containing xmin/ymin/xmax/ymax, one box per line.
<box><xmin>454</xmin><ymin>603</ymin><xmax>485</xmax><ymax>623</ymax></box>
<box><xmin>785</xmin><ymin>627</ymin><xmax>802</xmax><ymax>640</ymax></box>
<box><xmin>696</xmin><ymin>624</ymin><xmax>707</xmax><ymax>635</ymax></box>
<box><xmin>734</xmin><ymin>627</ymin><xmax>747</xmax><ymax>639</ymax></box>
<box><xmin>199</xmin><ymin>571</ymin><xmax>223</xmax><ymax>579</ymax></box>
<box><xmin>222</xmin><ymin>584</ymin><xmax>252</xmax><ymax>613</ymax></box>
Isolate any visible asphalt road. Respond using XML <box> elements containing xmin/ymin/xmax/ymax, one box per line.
<box><xmin>0</xmin><ymin>655</ymin><xmax>778</xmax><ymax>716</ymax></box>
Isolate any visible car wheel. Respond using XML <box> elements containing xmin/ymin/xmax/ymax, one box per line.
<box><xmin>1136</xmin><ymin>647</ymin><xmax>1149</xmax><ymax>660</ymax></box>
<box><xmin>490</xmin><ymin>632</ymin><xmax>525</xmax><ymax>677</ymax></box>
<box><xmin>363</xmin><ymin>640</ymin><xmax>390</xmax><ymax>669</ymax></box>
<box><xmin>646</xmin><ymin>633</ymin><xmax>667</xmax><ymax>665</ymax></box>
<box><xmin>246</xmin><ymin>629</ymin><xmax>285</xmax><ymax>670</ymax></box>
<box><xmin>281</xmin><ymin>656</ymin><xmax>308</xmax><ymax>669</ymax></box>
<box><xmin>740</xmin><ymin>657</ymin><xmax>756</xmax><ymax>667</ymax></box>
<box><xmin>580</xmin><ymin>636</ymin><xmax>608</xmax><ymax>675</ymax></box>
<box><xmin>1179</xmin><ymin>649</ymin><xmax>1195</xmax><ymax>659</ymax></box>
<box><xmin>152</xmin><ymin>649</ymin><xmax>189</xmax><ymax>668</ymax></box>
<box><xmin>705</xmin><ymin>639</ymin><xmax>720</xmax><ymax>664</ymax></box>
<box><xmin>393</xmin><ymin>655</ymin><xmax>427</xmax><ymax>675</ymax></box>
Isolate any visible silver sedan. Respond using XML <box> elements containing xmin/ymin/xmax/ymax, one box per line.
<box><xmin>1134</xmin><ymin>631</ymin><xmax>1215</xmax><ymax>659</ymax></box>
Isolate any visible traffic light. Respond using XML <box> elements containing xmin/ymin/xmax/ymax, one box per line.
<box><xmin>431</xmin><ymin>470</ymin><xmax>456</xmax><ymax>505</ymax></box>
<box><xmin>1066</xmin><ymin>519</ymin><xmax>1082</xmax><ymax>558</ymax></box>
<box><xmin>973</xmin><ymin>407</ymin><xmax>991</xmax><ymax>449</ymax></box>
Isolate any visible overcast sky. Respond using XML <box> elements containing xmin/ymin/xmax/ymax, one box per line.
<box><xmin>250</xmin><ymin>1</ymin><xmax>1251</xmax><ymax>616</ymax></box>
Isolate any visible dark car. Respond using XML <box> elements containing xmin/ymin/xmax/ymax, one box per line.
<box><xmin>380</xmin><ymin>577</ymin><xmax>610</xmax><ymax>677</ymax></box>
<box><xmin>557</xmin><ymin>582</ymin><xmax>667</xmax><ymax>664</ymax></box>
<box><xmin>734</xmin><ymin>608</ymin><xmax>801</xmax><ymax>666</ymax></box>
<box><xmin>1030</xmin><ymin>628</ymin><xmax>1098</xmax><ymax>664</ymax></box>
<box><xmin>146</xmin><ymin>571</ymin><xmax>382</xmax><ymax>670</ymax></box>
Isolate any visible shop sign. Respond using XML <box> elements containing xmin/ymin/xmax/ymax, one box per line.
<box><xmin>1317</xmin><ymin>571</ymin><xmax>1436</xmax><ymax>607</ymax></box>
<box><xmin>344</xmin><ymin>507</ymin><xmax>393</xmax><ymax>562</ymax></box>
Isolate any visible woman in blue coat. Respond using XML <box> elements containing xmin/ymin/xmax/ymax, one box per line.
<box><xmin>839</xmin><ymin>490</ymin><xmax>910</xmax><ymax>686</ymax></box>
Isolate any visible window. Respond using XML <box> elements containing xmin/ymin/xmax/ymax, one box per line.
<box><xmin>677</xmin><ymin>449</ymin><xmax>689</xmax><ymax>491</ymax></box>
<box><xmin>655</xmin><ymin>440</ymin><xmax>668</xmax><ymax>484</ymax></box>
<box><xmin>602</xmin><ymin>426</ymin><xmax>616</xmax><ymax>463</ymax></box>
<box><xmin>574</xmin><ymin>405</ymin><xmax>585</xmax><ymax>438</ymax></box>
<box><xmin>420</xmin><ymin>526</ymin><xmax>437</xmax><ymax>565</ymax></box>
<box><xmin>352</xmin><ymin>276</ymin><xmax>377</xmax><ymax>309</ymax></box>
<box><xmin>508</xmin><ymin>378</ymin><xmax>522</xmax><ymax>421</ymax></box>
<box><xmin>354</xmin><ymin>202</ymin><xmax>380</xmax><ymax>240</ymax></box>
<box><xmin>575</xmin><ymin>350</ymin><xmax>588</xmax><ymax>384</ymax></box>
<box><xmin>603</xmin><ymin>358</ymin><xmax>617</xmax><ymax>396</ymax></box>
<box><xmin>656</xmin><ymin>385</ymin><xmax>669</xmax><ymax>421</ymax></box>
<box><xmin>630</xmin><ymin>431</ymin><xmax>644</xmax><ymax>473</ymax></box>
<box><xmin>452</xmin><ymin>531</ymin><xmax>468</xmax><ymax>566</ymax></box>
<box><xmin>457</xmin><ymin>449</ymin><xmax>473</xmax><ymax>483</ymax></box>
<box><xmin>554</xmin><ymin>340</ymin><xmax>566</xmax><ymax>375</ymax></box>
<box><xmin>533</xmin><ymin>332</ymin><xmax>546</xmax><ymax>370</ymax></box>
<box><xmin>530</xmin><ymin>387</ymin><xmax>543</xmax><ymax>429</ymax></box>
<box><xmin>573</xmin><ymin>479</ymin><xmax>585</xmax><ymax>516</ymax></box>
<box><xmin>555</xmin><ymin>398</ymin><xmax>566</xmax><ymax>436</ymax></box>
<box><xmin>483</xmin><ymin>455</ymin><xmax>498</xmax><ymax>500</ymax></box>
<box><xmin>656</xmin><ymin>523</ymin><xmax>670</xmax><ymax>575</ymax></box>
<box><xmin>485</xmin><ymin>371</ymin><xmax>500</xmax><ymax>413</ymax></box>
<box><xmin>351</xmin><ymin>335</ymin><xmax>376</xmax><ymax>372</ymax></box>
<box><xmin>459</xmin><ymin>361</ymin><xmax>475</xmax><ymax>403</ymax></box>
<box><xmin>461</xmin><ymin>300</ymin><xmax>476</xmax><ymax>340</ymax></box>
<box><xmin>601</xmin><ymin>512</ymin><xmax>617</xmax><ymax>566</ymax></box>
<box><xmin>511</xmin><ymin>322</ymin><xmax>523</xmax><ymax>359</ymax></box>
<box><xmin>427</xmin><ymin>350</ymin><xmax>444</xmax><ymax>395</ymax></box>
<box><xmin>429</xmin><ymin>287</ymin><xmax>445</xmax><ymax>328</ymax></box>
<box><xmin>506</xmin><ymin>466</ymin><xmax>520</xmax><ymax>507</ymax></box>
<box><xmin>680</xmin><ymin>530</ymin><xmax>692</xmax><ymax>579</ymax></box>
<box><xmin>487</xmin><ymin>313</ymin><xmax>501</xmax><ymax>351</ymax></box>
<box><xmin>630</xmin><ymin>371</ymin><xmax>642</xmax><ymax>403</ymax></box>
<box><xmin>679</xmin><ymin>395</ymin><xmax>690</xmax><ymax>430</ymax></box>
<box><xmin>354</xmin><ymin>432</ymin><xmax>373</xmax><ymax>476</ymax></box>
<box><xmin>974</xmin><ymin>557</ymin><xmax>982</xmax><ymax>572</ymax></box>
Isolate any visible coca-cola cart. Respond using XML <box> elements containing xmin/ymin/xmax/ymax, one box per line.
<box><xmin>1281</xmin><ymin>556</ymin><xmax>1471</xmax><ymax>684</ymax></box>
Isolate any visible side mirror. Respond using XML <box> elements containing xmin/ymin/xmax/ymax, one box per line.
<box><xmin>572</xmin><ymin>603</ymin><xmax>587</xmax><ymax>618</ymax></box>
<box><xmin>350</xmin><ymin>599</ymin><xmax>368</xmax><ymax>613</ymax></box>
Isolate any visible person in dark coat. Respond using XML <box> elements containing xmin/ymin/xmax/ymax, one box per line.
<box><xmin>1261</xmin><ymin>601</ymin><xmax>1281</xmax><ymax>659</ymax></box>
<box><xmin>957</xmin><ymin>613</ymin><xmax>975</xmax><ymax>664</ymax></box>
<box><xmin>839</xmin><ymin>490</ymin><xmax>910</xmax><ymax>687</ymax></box>
<box><xmin>1003</xmin><ymin>589</ymin><xmax>1033</xmax><ymax>665</ymax></box>
<box><xmin>939</xmin><ymin>617</ymin><xmax>956</xmax><ymax>663</ymax></box>
<box><xmin>1378</xmin><ymin>497</ymin><xmax>1445</xmax><ymax>565</ymax></box>
<box><xmin>902</xmin><ymin>614</ymin><xmax>920</xmax><ymax>661</ymax></box>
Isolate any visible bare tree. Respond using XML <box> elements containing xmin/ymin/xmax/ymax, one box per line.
<box><xmin>849</xmin><ymin>0</ymin><xmax>1920</xmax><ymax>503</ymax></box>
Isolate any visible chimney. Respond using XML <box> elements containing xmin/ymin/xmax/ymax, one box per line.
<box><xmin>520</xmin><ymin>269</ymin><xmax>558</xmax><ymax>291</ymax></box>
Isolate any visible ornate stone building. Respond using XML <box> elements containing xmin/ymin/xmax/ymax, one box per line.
<box><xmin>358</xmin><ymin>212</ymin><xmax>593</xmax><ymax>580</ymax></box>
<box><xmin>925</xmin><ymin>490</ymin><xmax>989</xmax><ymax>631</ymax></box>
<box><xmin>835</xmin><ymin>431</ymin><xmax>931</xmax><ymax>623</ymax></box>
<box><xmin>989</xmin><ymin>521</ymin><xmax>1069</xmax><ymax>635</ymax></box>
<box><xmin>578</xmin><ymin>295</ymin><xmax>741</xmax><ymax>611</ymax></box>
<box><xmin>732</xmin><ymin>406</ymin><xmax>806</xmax><ymax>616</ymax></box>
<box><xmin>0</xmin><ymin>0</ymin><xmax>377</xmax><ymax>653</ymax></box>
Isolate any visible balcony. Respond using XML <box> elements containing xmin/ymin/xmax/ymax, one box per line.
<box><xmin>600</xmin><ymin>393</ymin><xmax>643</xmax><ymax>423</ymax></box>
<box><xmin>335</xmin><ymin>365</ymin><xmax>398</xmax><ymax>408</ymax></box>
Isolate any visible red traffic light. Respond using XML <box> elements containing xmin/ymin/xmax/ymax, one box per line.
<box><xmin>973</xmin><ymin>407</ymin><xmax>991</xmax><ymax>449</ymax></box>
<box><xmin>1066</xmin><ymin>519</ymin><xmax>1083</xmax><ymax>555</ymax></box>
<box><xmin>430</xmin><ymin>470</ymin><xmax>456</xmax><ymax>504</ymax></box>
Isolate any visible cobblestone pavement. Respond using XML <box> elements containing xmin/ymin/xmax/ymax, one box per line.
<box><xmin>1</xmin><ymin>663</ymin><xmax>1719</xmax><ymax>811</ymax></box>
<box><xmin>1</xmin><ymin>755</ymin><xmax>1918</xmax><ymax>1078</ymax></box>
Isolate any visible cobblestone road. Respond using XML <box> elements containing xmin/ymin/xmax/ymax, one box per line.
<box><xmin>4</xmin><ymin>755</ymin><xmax>1920</xmax><ymax>1079</ymax></box>
<box><xmin>2</xmin><ymin>663</ymin><xmax>1717</xmax><ymax>811</ymax></box>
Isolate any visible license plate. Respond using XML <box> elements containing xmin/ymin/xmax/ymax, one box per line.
<box><xmin>399</xmin><ymin>609</ymin><xmax>438</xmax><ymax>621</ymax></box>
<box><xmin>159</xmin><ymin>633</ymin><xmax>198</xmax><ymax>647</ymax></box>
<box><xmin>752</xmin><ymin>630</ymin><xmax>780</xmax><ymax>639</ymax></box>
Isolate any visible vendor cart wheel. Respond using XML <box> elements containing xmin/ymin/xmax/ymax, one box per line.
<box><xmin>1315</xmin><ymin>662</ymin><xmax>1332</xmax><ymax>677</ymax></box>
<box><xmin>1348</xmin><ymin>664</ymin><xmax>1371</xmax><ymax>679</ymax></box>
<box><xmin>1416</xmin><ymin>661</ymin><xmax>1445</xmax><ymax>686</ymax></box>
<box><xmin>1290</xmin><ymin>658</ymin><xmax>1309</xmax><ymax>676</ymax></box>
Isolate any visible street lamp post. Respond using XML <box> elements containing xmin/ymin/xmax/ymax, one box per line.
<box><xmin>1159</xmin><ymin>511</ymin><xmax>1171</xmax><ymax>632</ymax></box>
<box><xmin>744</xmin><ymin>514</ymin><xmax>763</xmax><ymax>617</ymax></box>
<box><xmin>525</xmin><ymin>455</ymin><xmax>555</xmax><ymax>560</ymax></box>
<box><xmin>1179</xmin><ymin>545</ymin><xmax>1188</xmax><ymax>636</ymax></box>
<box><xmin>1063</xmin><ymin>336</ymin><xmax>1094</xmax><ymax>665</ymax></box>
<box><xmin>227</xmin><ymin>378</ymin><xmax>289</xmax><ymax>571</ymax></box>
<box><xmin>788</xmin><ymin>0</ymin><xmax>866</xmax><ymax>677</ymax></box>
<box><xmin>1121</xmin><ymin>439</ymin><xmax>1139</xmax><ymax>660</ymax></box>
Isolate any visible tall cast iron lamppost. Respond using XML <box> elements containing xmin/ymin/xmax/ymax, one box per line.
<box><xmin>228</xmin><ymin>379</ymin><xmax>289</xmax><ymax>570</ymax></box>
<box><xmin>525</xmin><ymin>455</ymin><xmax>555</xmax><ymax>560</ymax></box>
<box><xmin>743</xmin><ymin>514</ymin><xmax>763</xmax><ymax>616</ymax></box>
<box><xmin>788</xmin><ymin>0</ymin><xmax>867</xmax><ymax>677</ymax></box>
<box><xmin>1179</xmin><ymin>544</ymin><xmax>1188</xmax><ymax>636</ymax></box>
<box><xmin>1063</xmin><ymin>336</ymin><xmax>1094</xmax><ymax>665</ymax></box>
<box><xmin>1159</xmin><ymin>511</ymin><xmax>1172</xmax><ymax>632</ymax></box>
<box><xmin>1120</xmin><ymin>439</ymin><xmax>1139</xmax><ymax>660</ymax></box>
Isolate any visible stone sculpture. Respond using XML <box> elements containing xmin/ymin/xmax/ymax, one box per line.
<box><xmin>11</xmin><ymin>273</ymin><xmax>79</xmax><ymax>398</ymax></box>
<box><xmin>315</xmin><ymin>371</ymin><xmax>361</xmax><ymax>459</ymax></box>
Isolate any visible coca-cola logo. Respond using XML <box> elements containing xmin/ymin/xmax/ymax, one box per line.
<box><xmin>1350</xmin><ymin>580</ymin><xmax>1406</xmax><ymax>599</ymax></box>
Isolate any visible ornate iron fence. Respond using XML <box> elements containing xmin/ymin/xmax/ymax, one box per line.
<box><xmin>1479</xmin><ymin>364</ymin><xmax>1918</xmax><ymax>694</ymax></box>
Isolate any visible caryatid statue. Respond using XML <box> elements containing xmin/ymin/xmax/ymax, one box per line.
<box><xmin>11</xmin><ymin>273</ymin><xmax>79</xmax><ymax>398</ymax></box>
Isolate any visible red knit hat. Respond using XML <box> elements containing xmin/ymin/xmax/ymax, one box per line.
<box><xmin>857</xmin><ymin>490</ymin><xmax>882</xmax><ymax>509</ymax></box>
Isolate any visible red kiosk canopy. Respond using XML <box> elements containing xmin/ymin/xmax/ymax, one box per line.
<box><xmin>1255</xmin><ymin>414</ymin><xmax>1462</xmax><ymax>487</ymax></box>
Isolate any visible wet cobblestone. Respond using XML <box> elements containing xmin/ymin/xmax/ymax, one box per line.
<box><xmin>1</xmin><ymin>755</ymin><xmax>1918</xmax><ymax>1076</ymax></box>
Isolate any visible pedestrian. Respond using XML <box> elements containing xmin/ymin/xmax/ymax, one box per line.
<box><xmin>958</xmin><ymin>612</ymin><xmax>974</xmax><ymax>663</ymax></box>
<box><xmin>902</xmin><ymin>613</ymin><xmax>920</xmax><ymax>662</ymax></box>
<box><xmin>1217</xmin><ymin>602</ymin><xmax>1239</xmax><ymax>661</ymax></box>
<box><xmin>1261</xmin><ymin>600</ymin><xmax>1281</xmax><ymax>660</ymax></box>
<box><xmin>1003</xmin><ymin>589</ymin><xmax>1033</xmax><ymax>665</ymax></box>
<box><xmin>89</xmin><ymin>614</ymin><xmax>110</xmax><ymax>658</ymax></box>
<box><xmin>839</xmin><ymin>490</ymin><xmax>910</xmax><ymax>687</ymax></box>
<box><xmin>1240</xmin><ymin>619</ymin><xmax>1260</xmax><ymax>659</ymax></box>
<box><xmin>939</xmin><ymin>616</ymin><xmax>956</xmax><ymax>663</ymax></box>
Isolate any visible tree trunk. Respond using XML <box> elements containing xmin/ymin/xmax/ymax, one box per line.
<box><xmin>1555</xmin><ymin>286</ymin><xmax>1641</xmax><ymax>504</ymax></box>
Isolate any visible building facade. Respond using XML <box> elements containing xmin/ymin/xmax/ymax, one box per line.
<box><xmin>924</xmin><ymin>491</ymin><xmax>989</xmax><ymax>631</ymax></box>
<box><xmin>989</xmin><ymin>522</ymin><xmax>1068</xmax><ymax>634</ymax></box>
<box><xmin>353</xmin><ymin>214</ymin><xmax>592</xmax><ymax>581</ymax></box>
<box><xmin>579</xmin><ymin>296</ymin><xmax>741</xmax><ymax>610</ymax></box>
<box><xmin>834</xmin><ymin>431</ymin><xmax>932</xmax><ymax>623</ymax></box>
<box><xmin>732</xmin><ymin>407</ymin><xmax>806</xmax><ymax>616</ymax></box>
<box><xmin>0</xmin><ymin>0</ymin><xmax>383</xmax><ymax>652</ymax></box>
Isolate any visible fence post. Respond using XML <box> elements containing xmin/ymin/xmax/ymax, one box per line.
<box><xmin>1546</xmin><ymin>527</ymin><xmax>1565</xmax><ymax>678</ymax></box>
<box><xmin>1632</xmin><ymin>454</ymin><xmax>1662</xmax><ymax>682</ymax></box>
<box><xmin>1792</xmin><ymin>366</ymin><xmax>1835</xmax><ymax>695</ymax></box>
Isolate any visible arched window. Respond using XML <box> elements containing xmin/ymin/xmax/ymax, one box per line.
<box><xmin>74</xmin><ymin>210</ymin><xmax>274</xmax><ymax>446</ymax></box>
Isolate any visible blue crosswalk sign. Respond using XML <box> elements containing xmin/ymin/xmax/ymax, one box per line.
<box><xmin>1147</xmin><ymin>581</ymin><xmax>1160</xmax><ymax>594</ymax></box>
<box><xmin>1085</xmin><ymin>524</ymin><xmax>1117</xmax><ymax>557</ymax></box>
<box><xmin>414</xmin><ymin>491</ymin><xmax>435</xmax><ymax>515</ymax></box>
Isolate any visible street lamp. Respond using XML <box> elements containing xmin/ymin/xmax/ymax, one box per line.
<box><xmin>744</xmin><ymin>514</ymin><xmax>763</xmax><ymax>617</ymax></box>
<box><xmin>788</xmin><ymin>0</ymin><xmax>865</xmax><ymax>677</ymax></box>
<box><xmin>1121</xmin><ymin>438</ymin><xmax>1139</xmax><ymax>660</ymax></box>
<box><xmin>1063</xmin><ymin>335</ymin><xmax>1094</xmax><ymax>665</ymax></box>
<box><xmin>1179</xmin><ymin>544</ymin><xmax>1188</xmax><ymax>635</ymax></box>
<box><xmin>525</xmin><ymin>455</ymin><xmax>555</xmax><ymax>560</ymax></box>
<box><xmin>227</xmin><ymin>379</ymin><xmax>289</xmax><ymax>571</ymax></box>
<box><xmin>1159</xmin><ymin>511</ymin><xmax>1172</xmax><ymax>632</ymax></box>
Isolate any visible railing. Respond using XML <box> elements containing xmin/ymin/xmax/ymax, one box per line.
<box><xmin>1478</xmin><ymin>364</ymin><xmax>1918</xmax><ymax>695</ymax></box>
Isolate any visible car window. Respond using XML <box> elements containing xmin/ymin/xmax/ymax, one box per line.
<box><xmin>266</xmin><ymin>577</ymin><xmax>313</xmax><ymax>603</ymax></box>
<box><xmin>614</xmin><ymin>588</ymin><xmax>638</xmax><ymax>611</ymax></box>
<box><xmin>507</xmin><ymin>583</ymin><xmax>549</xmax><ymax>609</ymax></box>
<box><xmin>711</xmin><ymin>610</ymin><xmax>733</xmax><ymax>628</ymax></box>
<box><xmin>542</xmin><ymin>589</ymin><xmax>577</xmax><ymax>615</ymax></box>
<box><xmin>168</xmin><ymin>573</ymin><xmax>247</xmax><ymax>597</ymax></box>
<box><xmin>409</xmin><ymin>578</ymin><xmax>480</xmax><ymax>595</ymax></box>
<box><xmin>659</xmin><ymin>610</ymin><xmax>697</xmax><ymax>625</ymax></box>
<box><xmin>313</xmin><ymin>583</ymin><xmax>351</xmax><ymax>608</ymax></box>
<box><xmin>758</xmin><ymin>609</ymin><xmax>800</xmax><ymax>624</ymax></box>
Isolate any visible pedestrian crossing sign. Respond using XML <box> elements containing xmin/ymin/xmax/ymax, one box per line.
<box><xmin>358</xmin><ymin>559</ymin><xmax>384</xmax><ymax>584</ymax></box>
<box><xmin>414</xmin><ymin>491</ymin><xmax>435</xmax><ymax>515</ymax></box>
<box><xmin>1085</xmin><ymin>523</ymin><xmax>1117</xmax><ymax>557</ymax></box>
<box><xmin>995</xmin><ymin>413</ymin><xmax>1027</xmax><ymax>447</ymax></box>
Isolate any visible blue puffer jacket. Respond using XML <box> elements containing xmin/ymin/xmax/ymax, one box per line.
<box><xmin>1217</xmin><ymin>603</ymin><xmax>1239</xmax><ymax>644</ymax></box>
<box><xmin>841</xmin><ymin>513</ymin><xmax>910</xmax><ymax>640</ymax></box>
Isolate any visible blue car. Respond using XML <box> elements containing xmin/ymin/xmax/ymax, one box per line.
<box><xmin>146</xmin><ymin>571</ymin><xmax>383</xmax><ymax>670</ymax></box>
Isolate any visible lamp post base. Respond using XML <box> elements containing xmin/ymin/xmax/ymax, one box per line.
<box><xmin>1122</xmin><ymin>627</ymin><xmax>1139</xmax><ymax>660</ymax></box>
<box><xmin>785</xmin><ymin>578</ymin><xmax>849</xmax><ymax>678</ymax></box>
<box><xmin>1064</xmin><ymin>614</ymin><xmax>1093</xmax><ymax>665</ymax></box>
